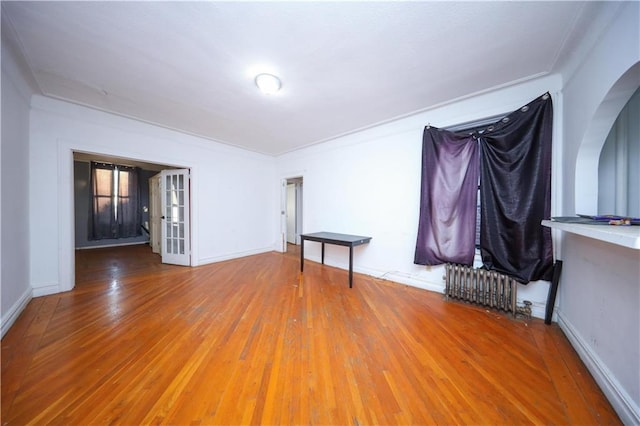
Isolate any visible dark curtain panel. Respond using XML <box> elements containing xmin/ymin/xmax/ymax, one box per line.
<box><xmin>414</xmin><ymin>128</ymin><xmax>480</xmax><ymax>265</ymax></box>
<box><xmin>116</xmin><ymin>166</ymin><xmax>142</xmax><ymax>238</ymax></box>
<box><xmin>89</xmin><ymin>162</ymin><xmax>116</xmax><ymax>240</ymax></box>
<box><xmin>89</xmin><ymin>162</ymin><xmax>142</xmax><ymax>240</ymax></box>
<box><xmin>479</xmin><ymin>93</ymin><xmax>554</xmax><ymax>282</ymax></box>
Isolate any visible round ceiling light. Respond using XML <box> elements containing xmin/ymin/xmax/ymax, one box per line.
<box><xmin>255</xmin><ymin>73</ymin><xmax>282</xmax><ymax>95</ymax></box>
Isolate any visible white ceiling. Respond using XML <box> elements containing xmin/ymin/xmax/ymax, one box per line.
<box><xmin>2</xmin><ymin>1</ymin><xmax>602</xmax><ymax>156</ymax></box>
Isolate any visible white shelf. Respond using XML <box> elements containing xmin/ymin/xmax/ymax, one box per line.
<box><xmin>542</xmin><ymin>220</ymin><xmax>640</xmax><ymax>250</ymax></box>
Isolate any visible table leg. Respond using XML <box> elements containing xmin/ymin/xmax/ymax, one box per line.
<box><xmin>300</xmin><ymin>239</ymin><xmax>304</xmax><ymax>272</ymax></box>
<box><xmin>321</xmin><ymin>243</ymin><xmax>325</xmax><ymax>264</ymax></box>
<box><xmin>349</xmin><ymin>245</ymin><xmax>354</xmax><ymax>288</ymax></box>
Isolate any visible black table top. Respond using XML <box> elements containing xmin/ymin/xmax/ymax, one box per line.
<box><xmin>301</xmin><ymin>232</ymin><xmax>372</xmax><ymax>245</ymax></box>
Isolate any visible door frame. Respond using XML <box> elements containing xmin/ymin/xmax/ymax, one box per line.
<box><xmin>149</xmin><ymin>173</ymin><xmax>162</xmax><ymax>254</ymax></box>
<box><xmin>280</xmin><ymin>175</ymin><xmax>304</xmax><ymax>253</ymax></box>
<box><xmin>63</xmin><ymin>145</ymin><xmax>196</xmax><ymax>293</ymax></box>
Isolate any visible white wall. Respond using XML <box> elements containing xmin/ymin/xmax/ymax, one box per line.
<box><xmin>277</xmin><ymin>74</ymin><xmax>562</xmax><ymax>319</ymax></box>
<box><xmin>29</xmin><ymin>96</ymin><xmax>278</xmax><ymax>296</ymax></box>
<box><xmin>559</xmin><ymin>2</ymin><xmax>640</xmax><ymax>424</ymax></box>
<box><xmin>1</xmin><ymin>22</ymin><xmax>35</xmax><ymax>336</ymax></box>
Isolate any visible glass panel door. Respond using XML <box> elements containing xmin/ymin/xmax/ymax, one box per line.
<box><xmin>160</xmin><ymin>169</ymin><xmax>190</xmax><ymax>266</ymax></box>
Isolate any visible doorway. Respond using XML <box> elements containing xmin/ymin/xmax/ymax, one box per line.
<box><xmin>282</xmin><ymin>177</ymin><xmax>303</xmax><ymax>253</ymax></box>
<box><xmin>73</xmin><ymin>152</ymin><xmax>191</xmax><ymax>285</ymax></box>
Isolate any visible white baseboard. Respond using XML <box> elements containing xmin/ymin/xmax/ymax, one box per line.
<box><xmin>198</xmin><ymin>246</ymin><xmax>274</xmax><ymax>266</ymax></box>
<box><xmin>557</xmin><ymin>312</ymin><xmax>640</xmax><ymax>425</ymax></box>
<box><xmin>32</xmin><ymin>283</ymin><xmax>61</xmax><ymax>297</ymax></box>
<box><xmin>319</xmin><ymin>261</ymin><xmax>551</xmax><ymax>320</ymax></box>
<box><xmin>301</xmin><ymin>259</ymin><xmax>551</xmax><ymax>320</ymax></box>
<box><xmin>1</xmin><ymin>287</ymin><xmax>32</xmax><ymax>338</ymax></box>
<box><xmin>381</xmin><ymin>273</ymin><xmax>549</xmax><ymax>320</ymax></box>
<box><xmin>76</xmin><ymin>241</ymin><xmax>148</xmax><ymax>250</ymax></box>
<box><xmin>372</xmin><ymin>270</ymin><xmax>445</xmax><ymax>294</ymax></box>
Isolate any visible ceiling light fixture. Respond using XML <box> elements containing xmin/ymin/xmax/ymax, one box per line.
<box><xmin>255</xmin><ymin>73</ymin><xmax>282</xmax><ymax>95</ymax></box>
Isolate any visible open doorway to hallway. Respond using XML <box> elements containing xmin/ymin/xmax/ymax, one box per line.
<box><xmin>72</xmin><ymin>151</ymin><xmax>190</xmax><ymax>284</ymax></box>
<box><xmin>282</xmin><ymin>176</ymin><xmax>303</xmax><ymax>253</ymax></box>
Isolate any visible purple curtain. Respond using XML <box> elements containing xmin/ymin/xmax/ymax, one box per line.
<box><xmin>414</xmin><ymin>128</ymin><xmax>479</xmax><ymax>265</ymax></box>
<box><xmin>479</xmin><ymin>93</ymin><xmax>553</xmax><ymax>282</ymax></box>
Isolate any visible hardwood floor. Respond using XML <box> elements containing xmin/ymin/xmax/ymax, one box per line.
<box><xmin>2</xmin><ymin>244</ymin><xmax>620</xmax><ymax>425</ymax></box>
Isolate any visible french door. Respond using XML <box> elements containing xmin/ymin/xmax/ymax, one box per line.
<box><xmin>160</xmin><ymin>169</ymin><xmax>190</xmax><ymax>266</ymax></box>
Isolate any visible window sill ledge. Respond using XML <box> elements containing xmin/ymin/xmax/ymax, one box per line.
<box><xmin>542</xmin><ymin>220</ymin><xmax>640</xmax><ymax>250</ymax></box>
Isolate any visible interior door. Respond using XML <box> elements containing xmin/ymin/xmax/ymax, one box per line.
<box><xmin>161</xmin><ymin>169</ymin><xmax>190</xmax><ymax>266</ymax></box>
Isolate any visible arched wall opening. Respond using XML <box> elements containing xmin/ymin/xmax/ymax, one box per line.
<box><xmin>574</xmin><ymin>62</ymin><xmax>640</xmax><ymax>215</ymax></box>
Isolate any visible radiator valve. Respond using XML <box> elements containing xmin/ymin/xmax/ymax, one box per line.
<box><xmin>516</xmin><ymin>300</ymin><xmax>532</xmax><ymax>320</ymax></box>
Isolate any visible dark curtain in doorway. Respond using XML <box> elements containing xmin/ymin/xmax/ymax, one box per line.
<box><xmin>116</xmin><ymin>165</ymin><xmax>142</xmax><ymax>238</ymax></box>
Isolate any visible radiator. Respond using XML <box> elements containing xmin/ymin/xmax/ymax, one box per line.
<box><xmin>444</xmin><ymin>263</ymin><xmax>518</xmax><ymax>316</ymax></box>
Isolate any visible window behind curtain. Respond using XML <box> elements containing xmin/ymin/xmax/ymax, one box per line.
<box><xmin>89</xmin><ymin>162</ymin><xmax>141</xmax><ymax>240</ymax></box>
<box><xmin>415</xmin><ymin>93</ymin><xmax>553</xmax><ymax>283</ymax></box>
<box><xmin>90</xmin><ymin>162</ymin><xmax>116</xmax><ymax>240</ymax></box>
<box><xmin>445</xmin><ymin>117</ymin><xmax>503</xmax><ymax>252</ymax></box>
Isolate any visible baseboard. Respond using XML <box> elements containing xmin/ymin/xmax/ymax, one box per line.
<box><xmin>301</xmin><ymin>258</ymin><xmax>446</xmax><ymax>294</ymax></box>
<box><xmin>32</xmin><ymin>283</ymin><xmax>61</xmax><ymax>297</ymax></box>
<box><xmin>373</xmin><ymin>270</ymin><xmax>445</xmax><ymax>294</ymax></box>
<box><xmin>1</xmin><ymin>287</ymin><xmax>32</xmax><ymax>338</ymax></box>
<box><xmin>332</xmin><ymin>261</ymin><xmax>549</xmax><ymax>320</ymax></box>
<box><xmin>557</xmin><ymin>311</ymin><xmax>640</xmax><ymax>425</ymax></box>
<box><xmin>198</xmin><ymin>246</ymin><xmax>275</xmax><ymax>266</ymax></box>
<box><xmin>76</xmin><ymin>241</ymin><xmax>149</xmax><ymax>250</ymax></box>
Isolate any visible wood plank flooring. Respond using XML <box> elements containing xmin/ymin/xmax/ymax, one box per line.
<box><xmin>2</xmin><ymin>244</ymin><xmax>620</xmax><ymax>425</ymax></box>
